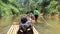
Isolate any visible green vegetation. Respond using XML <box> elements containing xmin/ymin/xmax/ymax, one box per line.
<box><xmin>0</xmin><ymin>0</ymin><xmax>20</xmax><ymax>17</ymax></box>
<box><xmin>0</xmin><ymin>0</ymin><xmax>60</xmax><ymax>17</ymax></box>
<box><xmin>45</xmin><ymin>1</ymin><xmax>58</xmax><ymax>16</ymax></box>
<box><xmin>0</xmin><ymin>0</ymin><xmax>60</xmax><ymax>34</ymax></box>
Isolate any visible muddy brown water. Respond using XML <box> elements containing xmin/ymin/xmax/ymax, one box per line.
<box><xmin>0</xmin><ymin>16</ymin><xmax>60</xmax><ymax>34</ymax></box>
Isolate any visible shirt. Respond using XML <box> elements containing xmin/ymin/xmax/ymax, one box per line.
<box><xmin>20</xmin><ymin>18</ymin><xmax>32</xmax><ymax>28</ymax></box>
<box><xmin>34</xmin><ymin>10</ymin><xmax>39</xmax><ymax>15</ymax></box>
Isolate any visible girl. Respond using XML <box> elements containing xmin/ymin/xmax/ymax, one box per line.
<box><xmin>17</xmin><ymin>16</ymin><xmax>33</xmax><ymax>34</ymax></box>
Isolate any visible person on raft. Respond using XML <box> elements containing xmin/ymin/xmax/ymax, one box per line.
<box><xmin>33</xmin><ymin>8</ymin><xmax>40</xmax><ymax>22</ymax></box>
<box><xmin>29</xmin><ymin>12</ymin><xmax>35</xmax><ymax>20</ymax></box>
<box><xmin>17</xmin><ymin>16</ymin><xmax>33</xmax><ymax>34</ymax></box>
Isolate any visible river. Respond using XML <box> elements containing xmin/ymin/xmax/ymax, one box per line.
<box><xmin>0</xmin><ymin>16</ymin><xmax>60</xmax><ymax>34</ymax></box>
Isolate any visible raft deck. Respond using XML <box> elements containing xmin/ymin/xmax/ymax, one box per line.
<box><xmin>7</xmin><ymin>25</ymin><xmax>39</xmax><ymax>34</ymax></box>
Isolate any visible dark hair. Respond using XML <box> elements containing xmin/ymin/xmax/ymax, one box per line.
<box><xmin>36</xmin><ymin>8</ymin><xmax>38</xmax><ymax>10</ymax></box>
<box><xmin>30</xmin><ymin>11</ymin><xmax>33</xmax><ymax>14</ymax></box>
<box><xmin>21</xmin><ymin>16</ymin><xmax>27</xmax><ymax>23</ymax></box>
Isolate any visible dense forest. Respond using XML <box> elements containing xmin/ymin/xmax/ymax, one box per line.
<box><xmin>0</xmin><ymin>0</ymin><xmax>60</xmax><ymax>17</ymax></box>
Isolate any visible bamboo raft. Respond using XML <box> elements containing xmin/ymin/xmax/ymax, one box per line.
<box><xmin>7</xmin><ymin>25</ymin><xmax>39</xmax><ymax>34</ymax></box>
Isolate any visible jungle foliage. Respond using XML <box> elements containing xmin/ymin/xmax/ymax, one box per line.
<box><xmin>0</xmin><ymin>0</ymin><xmax>60</xmax><ymax>17</ymax></box>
